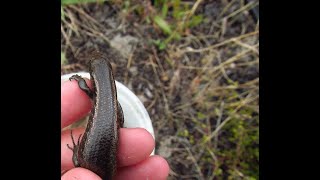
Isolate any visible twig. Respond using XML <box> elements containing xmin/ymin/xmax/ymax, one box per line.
<box><xmin>185</xmin><ymin>147</ymin><xmax>204</xmax><ymax>180</ymax></box>
<box><xmin>61</xmin><ymin>24</ymin><xmax>76</xmax><ymax>53</ymax></box>
<box><xmin>214</xmin><ymin>101</ymin><xmax>225</xmax><ymax>149</ymax></box>
<box><xmin>182</xmin><ymin>31</ymin><xmax>259</xmax><ymax>53</ymax></box>
<box><xmin>221</xmin><ymin>0</ymin><xmax>259</xmax><ymax>21</ymax></box>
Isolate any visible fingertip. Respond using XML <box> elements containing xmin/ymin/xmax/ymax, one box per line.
<box><xmin>61</xmin><ymin>80</ymin><xmax>92</xmax><ymax>128</ymax></box>
<box><xmin>115</xmin><ymin>155</ymin><xmax>170</xmax><ymax>180</ymax></box>
<box><xmin>62</xmin><ymin>168</ymin><xmax>102</xmax><ymax>180</ymax></box>
<box><xmin>118</xmin><ymin>128</ymin><xmax>155</xmax><ymax>166</ymax></box>
<box><xmin>149</xmin><ymin>155</ymin><xmax>170</xmax><ymax>179</ymax></box>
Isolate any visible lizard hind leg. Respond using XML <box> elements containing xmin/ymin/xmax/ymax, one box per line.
<box><xmin>66</xmin><ymin>130</ymin><xmax>82</xmax><ymax>167</ymax></box>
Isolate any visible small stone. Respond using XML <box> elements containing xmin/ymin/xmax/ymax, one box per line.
<box><xmin>144</xmin><ymin>88</ymin><xmax>153</xmax><ymax>99</ymax></box>
<box><xmin>129</xmin><ymin>66</ymin><xmax>138</xmax><ymax>76</ymax></box>
<box><xmin>110</xmin><ymin>34</ymin><xmax>139</xmax><ymax>58</ymax></box>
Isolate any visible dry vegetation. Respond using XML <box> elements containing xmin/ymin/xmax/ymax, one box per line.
<box><xmin>61</xmin><ymin>0</ymin><xmax>259</xmax><ymax>179</ymax></box>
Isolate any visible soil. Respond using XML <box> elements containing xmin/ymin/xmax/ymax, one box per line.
<box><xmin>62</xmin><ymin>0</ymin><xmax>259</xmax><ymax>179</ymax></box>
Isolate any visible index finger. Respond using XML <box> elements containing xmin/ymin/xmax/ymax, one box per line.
<box><xmin>61</xmin><ymin>79</ymin><xmax>93</xmax><ymax>128</ymax></box>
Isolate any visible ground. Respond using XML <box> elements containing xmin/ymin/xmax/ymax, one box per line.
<box><xmin>61</xmin><ymin>0</ymin><xmax>259</xmax><ymax>179</ymax></box>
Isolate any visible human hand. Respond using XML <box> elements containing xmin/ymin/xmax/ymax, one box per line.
<box><xmin>61</xmin><ymin>79</ymin><xmax>170</xmax><ymax>180</ymax></box>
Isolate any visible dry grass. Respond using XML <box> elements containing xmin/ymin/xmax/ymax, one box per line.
<box><xmin>61</xmin><ymin>0</ymin><xmax>259</xmax><ymax>179</ymax></box>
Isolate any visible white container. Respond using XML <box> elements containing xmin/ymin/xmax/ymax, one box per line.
<box><xmin>61</xmin><ymin>72</ymin><xmax>155</xmax><ymax>155</ymax></box>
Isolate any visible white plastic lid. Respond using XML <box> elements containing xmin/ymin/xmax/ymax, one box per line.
<box><xmin>61</xmin><ymin>72</ymin><xmax>155</xmax><ymax>155</ymax></box>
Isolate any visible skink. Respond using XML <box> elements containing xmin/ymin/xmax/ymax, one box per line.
<box><xmin>67</xmin><ymin>53</ymin><xmax>124</xmax><ymax>180</ymax></box>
